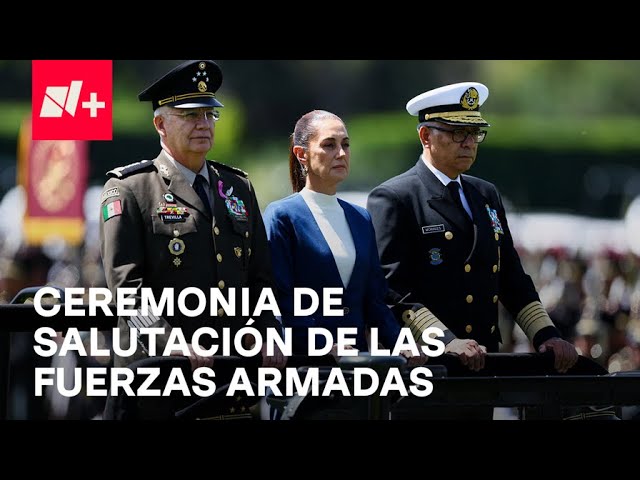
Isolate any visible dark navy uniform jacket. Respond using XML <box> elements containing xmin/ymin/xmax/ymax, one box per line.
<box><xmin>367</xmin><ymin>157</ymin><xmax>559</xmax><ymax>352</ymax></box>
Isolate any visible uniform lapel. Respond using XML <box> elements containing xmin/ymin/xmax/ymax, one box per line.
<box><xmin>154</xmin><ymin>151</ymin><xmax>211</xmax><ymax>219</ymax></box>
<box><xmin>463</xmin><ymin>178</ymin><xmax>494</xmax><ymax>254</ymax></box>
<box><xmin>462</xmin><ymin>177</ymin><xmax>492</xmax><ymax>231</ymax></box>
<box><xmin>211</xmin><ymin>165</ymin><xmax>233</xmax><ymax>230</ymax></box>
<box><xmin>417</xmin><ymin>160</ymin><xmax>471</xmax><ymax>232</ymax></box>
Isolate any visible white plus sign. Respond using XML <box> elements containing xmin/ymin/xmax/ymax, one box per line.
<box><xmin>82</xmin><ymin>92</ymin><xmax>106</xmax><ymax>117</ymax></box>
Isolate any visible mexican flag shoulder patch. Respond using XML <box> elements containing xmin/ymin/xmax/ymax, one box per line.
<box><xmin>102</xmin><ymin>199</ymin><xmax>122</xmax><ymax>221</ymax></box>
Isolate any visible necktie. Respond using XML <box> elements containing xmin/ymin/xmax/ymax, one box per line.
<box><xmin>447</xmin><ymin>181</ymin><xmax>471</xmax><ymax>220</ymax></box>
<box><xmin>193</xmin><ymin>174</ymin><xmax>212</xmax><ymax>217</ymax></box>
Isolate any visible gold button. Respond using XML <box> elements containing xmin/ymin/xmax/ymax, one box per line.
<box><xmin>343</xmin><ymin>307</ymin><xmax>350</xmax><ymax>315</ymax></box>
<box><xmin>495</xmin><ymin>233</ymin><xmax>499</xmax><ymax>241</ymax></box>
<box><xmin>173</xmin><ymin>229</ymin><xmax>180</xmax><ymax>237</ymax></box>
<box><xmin>217</xmin><ymin>308</ymin><xmax>225</xmax><ymax>317</ymax></box>
<box><xmin>402</xmin><ymin>310</ymin><xmax>415</xmax><ymax>322</ymax></box>
<box><xmin>466</xmin><ymin>295</ymin><xmax>473</xmax><ymax>303</ymax></box>
<box><xmin>464</xmin><ymin>264</ymin><xmax>471</xmax><ymax>273</ymax></box>
<box><xmin>245</xmin><ymin>231</ymin><xmax>249</xmax><ymax>238</ymax></box>
<box><xmin>465</xmin><ymin>324</ymin><xmax>473</xmax><ymax>334</ymax></box>
<box><xmin>492</xmin><ymin>264</ymin><xmax>498</xmax><ymax>273</ymax></box>
<box><xmin>217</xmin><ymin>253</ymin><xmax>223</xmax><ymax>263</ymax></box>
<box><xmin>213</xmin><ymin>226</ymin><xmax>220</xmax><ymax>235</ymax></box>
<box><xmin>491</xmin><ymin>325</ymin><xmax>496</xmax><ymax>333</ymax></box>
<box><xmin>445</xmin><ymin>231</ymin><xmax>453</xmax><ymax>240</ymax></box>
<box><xmin>218</xmin><ymin>280</ymin><xmax>225</xmax><ymax>289</ymax></box>
<box><xmin>493</xmin><ymin>295</ymin><xmax>498</xmax><ymax>303</ymax></box>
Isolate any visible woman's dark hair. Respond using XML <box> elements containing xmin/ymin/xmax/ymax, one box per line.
<box><xmin>288</xmin><ymin>110</ymin><xmax>342</xmax><ymax>192</ymax></box>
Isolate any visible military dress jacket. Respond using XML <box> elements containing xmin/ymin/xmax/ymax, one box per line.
<box><xmin>99</xmin><ymin>150</ymin><xmax>280</xmax><ymax>366</ymax></box>
<box><xmin>367</xmin><ymin>158</ymin><xmax>558</xmax><ymax>352</ymax></box>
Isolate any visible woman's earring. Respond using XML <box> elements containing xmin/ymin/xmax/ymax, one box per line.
<box><xmin>301</xmin><ymin>164</ymin><xmax>307</xmax><ymax>175</ymax></box>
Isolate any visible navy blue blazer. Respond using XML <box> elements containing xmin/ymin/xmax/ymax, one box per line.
<box><xmin>263</xmin><ymin>193</ymin><xmax>401</xmax><ymax>354</ymax></box>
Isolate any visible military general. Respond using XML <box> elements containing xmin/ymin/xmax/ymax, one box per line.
<box><xmin>367</xmin><ymin>82</ymin><xmax>578</xmax><ymax>374</ymax></box>
<box><xmin>99</xmin><ymin>60</ymin><xmax>285</xmax><ymax>372</ymax></box>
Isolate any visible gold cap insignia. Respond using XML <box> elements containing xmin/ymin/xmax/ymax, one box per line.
<box><xmin>460</xmin><ymin>87</ymin><xmax>480</xmax><ymax>111</ymax></box>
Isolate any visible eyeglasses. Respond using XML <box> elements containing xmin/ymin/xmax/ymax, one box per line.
<box><xmin>427</xmin><ymin>126</ymin><xmax>487</xmax><ymax>144</ymax></box>
<box><xmin>168</xmin><ymin>110</ymin><xmax>220</xmax><ymax>123</ymax></box>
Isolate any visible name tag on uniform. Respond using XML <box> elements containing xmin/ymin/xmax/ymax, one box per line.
<box><xmin>422</xmin><ymin>224</ymin><xmax>445</xmax><ymax>234</ymax></box>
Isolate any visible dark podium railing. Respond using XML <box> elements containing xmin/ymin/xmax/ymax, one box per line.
<box><xmin>1</xmin><ymin>287</ymin><xmax>639</xmax><ymax>420</ymax></box>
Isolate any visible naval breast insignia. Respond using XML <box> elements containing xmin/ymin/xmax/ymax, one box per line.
<box><xmin>428</xmin><ymin>248</ymin><xmax>443</xmax><ymax>265</ymax></box>
<box><xmin>486</xmin><ymin>206</ymin><xmax>504</xmax><ymax>235</ymax></box>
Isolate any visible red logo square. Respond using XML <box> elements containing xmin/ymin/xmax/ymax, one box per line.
<box><xmin>32</xmin><ymin>60</ymin><xmax>112</xmax><ymax>141</ymax></box>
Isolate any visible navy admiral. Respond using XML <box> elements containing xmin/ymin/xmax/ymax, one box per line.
<box><xmin>99</xmin><ymin>60</ymin><xmax>285</xmax><ymax>371</ymax></box>
<box><xmin>367</xmin><ymin>82</ymin><xmax>578</xmax><ymax>373</ymax></box>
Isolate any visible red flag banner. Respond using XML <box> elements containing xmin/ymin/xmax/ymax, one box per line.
<box><xmin>31</xmin><ymin>60</ymin><xmax>112</xmax><ymax>141</ymax></box>
<box><xmin>18</xmin><ymin>117</ymin><xmax>88</xmax><ymax>246</ymax></box>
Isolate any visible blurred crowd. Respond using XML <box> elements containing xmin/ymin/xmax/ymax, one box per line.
<box><xmin>500</xmin><ymin>246</ymin><xmax>640</xmax><ymax>375</ymax></box>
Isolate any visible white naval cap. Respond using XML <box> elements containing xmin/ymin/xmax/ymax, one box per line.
<box><xmin>406</xmin><ymin>81</ymin><xmax>490</xmax><ymax>127</ymax></box>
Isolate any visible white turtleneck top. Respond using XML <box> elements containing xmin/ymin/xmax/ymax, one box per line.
<box><xmin>299</xmin><ymin>187</ymin><xmax>356</xmax><ymax>288</ymax></box>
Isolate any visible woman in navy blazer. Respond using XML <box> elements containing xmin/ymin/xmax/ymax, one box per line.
<box><xmin>264</xmin><ymin>110</ymin><xmax>422</xmax><ymax>362</ymax></box>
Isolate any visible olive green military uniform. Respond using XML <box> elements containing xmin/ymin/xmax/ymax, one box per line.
<box><xmin>99</xmin><ymin>150</ymin><xmax>280</xmax><ymax>367</ymax></box>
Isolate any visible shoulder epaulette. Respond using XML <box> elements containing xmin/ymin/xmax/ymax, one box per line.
<box><xmin>107</xmin><ymin>160</ymin><xmax>155</xmax><ymax>178</ymax></box>
<box><xmin>209</xmin><ymin>160</ymin><xmax>248</xmax><ymax>178</ymax></box>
